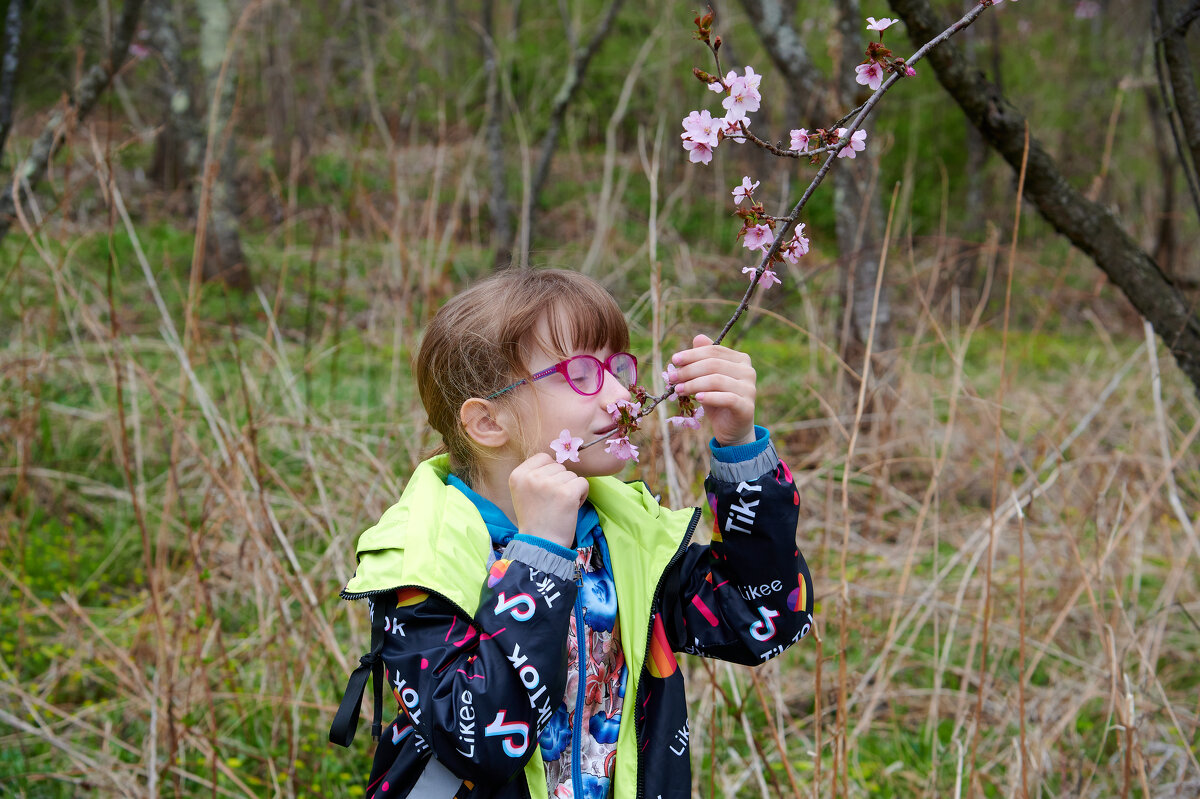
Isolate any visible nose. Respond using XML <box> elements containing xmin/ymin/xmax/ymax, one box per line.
<box><xmin>597</xmin><ymin>367</ymin><xmax>632</xmax><ymax>405</ymax></box>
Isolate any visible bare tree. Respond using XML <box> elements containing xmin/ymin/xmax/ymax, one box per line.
<box><xmin>148</xmin><ymin>0</ymin><xmax>251</xmax><ymax>289</ymax></box>
<box><xmin>488</xmin><ymin>0</ymin><xmax>626</xmax><ymax>269</ymax></box>
<box><xmin>0</xmin><ymin>0</ymin><xmax>146</xmax><ymax>240</ymax></box>
<box><xmin>194</xmin><ymin>0</ymin><xmax>251</xmax><ymax>289</ymax></box>
<box><xmin>482</xmin><ymin>0</ymin><xmax>514</xmax><ymax>269</ymax></box>
<box><xmin>889</xmin><ymin>0</ymin><xmax>1200</xmax><ymax>396</ymax></box>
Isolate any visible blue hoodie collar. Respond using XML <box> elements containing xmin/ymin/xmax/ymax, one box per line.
<box><xmin>446</xmin><ymin>473</ymin><xmax>600</xmax><ymax>549</ymax></box>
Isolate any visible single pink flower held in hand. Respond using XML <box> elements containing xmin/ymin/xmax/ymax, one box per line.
<box><xmin>550</xmin><ymin>429</ymin><xmax>583</xmax><ymax>464</ymax></box>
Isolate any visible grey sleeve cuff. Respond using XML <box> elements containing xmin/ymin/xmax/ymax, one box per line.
<box><xmin>501</xmin><ymin>539</ymin><xmax>576</xmax><ymax>581</ymax></box>
<box><xmin>709</xmin><ymin>438</ymin><xmax>781</xmax><ymax>484</ymax></box>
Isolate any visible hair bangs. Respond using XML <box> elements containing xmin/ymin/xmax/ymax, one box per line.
<box><xmin>535</xmin><ymin>282</ymin><xmax>630</xmax><ymax>362</ymax></box>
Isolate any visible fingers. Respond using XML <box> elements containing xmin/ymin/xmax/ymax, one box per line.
<box><xmin>509</xmin><ymin>453</ymin><xmax>590</xmax><ymax>547</ymax></box>
<box><xmin>668</xmin><ymin>353</ymin><xmax>756</xmax><ymax>398</ymax></box>
<box><xmin>512</xmin><ymin>453</ymin><xmax>590</xmax><ymax>501</ymax></box>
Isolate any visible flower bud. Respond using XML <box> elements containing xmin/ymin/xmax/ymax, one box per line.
<box><xmin>713</xmin><ymin>35</ymin><xmax>722</xmax><ymax>52</ymax></box>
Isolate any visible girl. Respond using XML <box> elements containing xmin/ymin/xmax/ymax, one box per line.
<box><xmin>331</xmin><ymin>268</ymin><xmax>813</xmax><ymax>799</ymax></box>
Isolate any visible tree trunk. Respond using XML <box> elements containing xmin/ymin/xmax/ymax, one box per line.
<box><xmin>889</xmin><ymin>0</ymin><xmax>1200</xmax><ymax>397</ymax></box>
<box><xmin>197</xmin><ymin>0</ymin><xmax>251</xmax><ymax>290</ymax></box>
<box><xmin>0</xmin><ymin>0</ymin><xmax>146</xmax><ymax>240</ymax></box>
<box><xmin>833</xmin><ymin>0</ymin><xmax>891</xmax><ymax>400</ymax></box>
<box><xmin>147</xmin><ymin>0</ymin><xmax>201</xmax><ymax>200</ymax></box>
<box><xmin>481</xmin><ymin>0</ymin><xmax>513</xmax><ymax>269</ymax></box>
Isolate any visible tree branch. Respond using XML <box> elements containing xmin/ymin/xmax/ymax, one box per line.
<box><xmin>0</xmin><ymin>0</ymin><xmax>147</xmax><ymax>240</ymax></box>
<box><xmin>1159</xmin><ymin>0</ymin><xmax>1200</xmax><ymax>39</ymax></box>
<box><xmin>888</xmin><ymin>0</ymin><xmax>1200</xmax><ymax>396</ymax></box>
<box><xmin>526</xmin><ymin>0</ymin><xmax>625</xmax><ymax>221</ymax></box>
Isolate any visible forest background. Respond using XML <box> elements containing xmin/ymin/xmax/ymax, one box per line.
<box><xmin>2</xmin><ymin>0</ymin><xmax>1199</xmax><ymax>797</ymax></box>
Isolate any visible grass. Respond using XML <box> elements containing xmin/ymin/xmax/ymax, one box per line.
<box><xmin>4</xmin><ymin>191</ymin><xmax>1196</xmax><ymax>796</ymax></box>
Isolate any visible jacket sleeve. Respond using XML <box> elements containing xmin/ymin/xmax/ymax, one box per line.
<box><xmin>661</xmin><ymin>428</ymin><xmax>814</xmax><ymax>665</ymax></box>
<box><xmin>372</xmin><ymin>537</ymin><xmax>577</xmax><ymax>784</ymax></box>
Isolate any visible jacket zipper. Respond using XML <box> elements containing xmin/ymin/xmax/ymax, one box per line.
<box><xmin>571</xmin><ymin>560</ymin><xmax>585</xmax><ymax>797</ymax></box>
<box><xmin>634</xmin><ymin>507</ymin><xmax>701</xmax><ymax>799</ymax></box>
<box><xmin>341</xmin><ymin>584</ymin><xmax>482</xmax><ymax>637</ymax></box>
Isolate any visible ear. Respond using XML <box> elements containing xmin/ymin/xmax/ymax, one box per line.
<box><xmin>460</xmin><ymin>398</ymin><xmax>511</xmax><ymax>449</ymax></box>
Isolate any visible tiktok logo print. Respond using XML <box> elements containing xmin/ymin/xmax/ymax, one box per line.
<box><xmin>484</xmin><ymin>709</ymin><xmax>530</xmax><ymax>757</ymax></box>
<box><xmin>750</xmin><ymin>606</ymin><xmax>780</xmax><ymax>641</ymax></box>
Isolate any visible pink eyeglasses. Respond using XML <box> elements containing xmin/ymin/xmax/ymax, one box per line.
<box><xmin>487</xmin><ymin>352</ymin><xmax>638</xmax><ymax>399</ymax></box>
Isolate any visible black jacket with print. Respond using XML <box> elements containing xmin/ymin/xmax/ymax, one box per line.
<box><xmin>333</xmin><ymin>443</ymin><xmax>813</xmax><ymax>799</ymax></box>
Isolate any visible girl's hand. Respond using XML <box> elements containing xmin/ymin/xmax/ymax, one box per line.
<box><xmin>670</xmin><ymin>334</ymin><xmax>756</xmax><ymax>447</ymax></box>
<box><xmin>509</xmin><ymin>453</ymin><xmax>589</xmax><ymax>548</ymax></box>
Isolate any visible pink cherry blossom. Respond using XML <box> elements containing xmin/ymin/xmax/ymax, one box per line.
<box><xmin>721</xmin><ymin>115</ymin><xmax>750</xmax><ymax>141</ymax></box>
<box><xmin>682</xmin><ymin>138</ymin><xmax>714</xmax><ymax>164</ymax></box>
<box><xmin>742</xmin><ymin>266</ymin><xmax>782</xmax><ymax>288</ymax></box>
<box><xmin>668</xmin><ymin>407</ymin><xmax>706</xmax><ymax>429</ymax></box>
<box><xmin>780</xmin><ymin>224</ymin><xmax>811</xmax><ymax>264</ymax></box>
<box><xmin>904</xmin><ymin>65</ymin><xmax>917</xmax><ymax>77</ymax></box>
<box><xmin>741</xmin><ymin>66</ymin><xmax>762</xmax><ymax>92</ymax></box>
<box><xmin>855</xmin><ymin>62</ymin><xmax>885</xmax><ymax>91</ymax></box>
<box><xmin>835</xmin><ymin>128</ymin><xmax>868</xmax><ymax>159</ymax></box>
<box><xmin>732</xmin><ymin>176</ymin><xmax>760</xmax><ymax>205</ymax></box>
<box><xmin>604</xmin><ymin>436</ymin><xmax>639</xmax><ymax>462</ymax></box>
<box><xmin>721</xmin><ymin>76</ymin><xmax>761</xmax><ymax>122</ymax></box>
<box><xmin>780</xmin><ymin>242</ymin><xmax>803</xmax><ymax>265</ymax></box>
<box><xmin>789</xmin><ymin>128</ymin><xmax>810</xmax><ymax>152</ymax></box>
<box><xmin>681</xmin><ymin>110</ymin><xmax>720</xmax><ymax>147</ymax></box>
<box><xmin>866</xmin><ymin>17</ymin><xmax>899</xmax><ymax>32</ymax></box>
<box><xmin>550</xmin><ymin>429</ymin><xmax>583</xmax><ymax>464</ymax></box>
<box><xmin>742</xmin><ymin>223</ymin><xmax>773</xmax><ymax>251</ymax></box>
<box><xmin>606</xmin><ymin>399</ymin><xmax>642</xmax><ymax>421</ymax></box>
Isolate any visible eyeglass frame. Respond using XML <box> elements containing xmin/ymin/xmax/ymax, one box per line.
<box><xmin>485</xmin><ymin>352</ymin><xmax>638</xmax><ymax>399</ymax></box>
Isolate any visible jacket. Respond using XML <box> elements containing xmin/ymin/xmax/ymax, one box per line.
<box><xmin>331</xmin><ymin>436</ymin><xmax>812</xmax><ymax>799</ymax></box>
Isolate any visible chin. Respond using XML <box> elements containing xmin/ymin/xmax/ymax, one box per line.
<box><xmin>569</xmin><ymin>452</ymin><xmax>629</xmax><ymax>478</ymax></box>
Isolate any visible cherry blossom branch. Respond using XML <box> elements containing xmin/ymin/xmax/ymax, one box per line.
<box><xmin>714</xmin><ymin>0</ymin><xmax>993</xmax><ymax>346</ymax></box>
<box><xmin>570</xmin><ymin>1</ymin><xmax>996</xmax><ymax>459</ymax></box>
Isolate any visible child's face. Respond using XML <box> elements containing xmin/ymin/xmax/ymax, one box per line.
<box><xmin>516</xmin><ymin>334</ymin><xmax>635</xmax><ymax>478</ymax></box>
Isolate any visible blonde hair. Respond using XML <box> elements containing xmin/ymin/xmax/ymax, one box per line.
<box><xmin>415</xmin><ymin>268</ymin><xmax>630</xmax><ymax>485</ymax></box>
